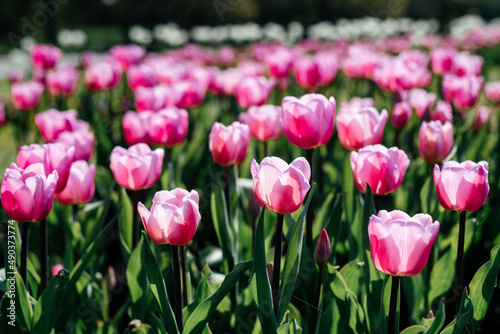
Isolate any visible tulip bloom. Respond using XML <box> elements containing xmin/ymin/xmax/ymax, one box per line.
<box><xmin>430</xmin><ymin>48</ymin><xmax>456</xmax><ymax>75</ymax></box>
<box><xmin>282</xmin><ymin>94</ymin><xmax>336</xmax><ymax>149</ymax></box>
<box><xmin>408</xmin><ymin>89</ymin><xmax>436</xmax><ymax>120</ymax></box>
<box><xmin>340</xmin><ymin>97</ymin><xmax>374</xmax><ymax>113</ymax></box>
<box><xmin>153</xmin><ymin>108</ymin><xmax>189</xmax><ymax>147</ymax></box>
<box><xmin>240</xmin><ymin>105</ymin><xmax>282</xmax><ymax>142</ymax></box>
<box><xmin>45</xmin><ymin>66</ymin><xmax>79</xmax><ymax>97</ymax></box>
<box><xmin>451</xmin><ymin>52</ymin><xmax>483</xmax><ymax>77</ymax></box>
<box><xmin>391</xmin><ymin>101</ymin><xmax>411</xmax><ymax>130</ymax></box>
<box><xmin>173</xmin><ymin>80</ymin><xmax>206</xmax><ymax>110</ymax></box>
<box><xmin>433</xmin><ymin>161</ymin><xmax>489</xmax><ymax>212</ymax></box>
<box><xmin>34</xmin><ymin>109</ymin><xmax>82</xmax><ymax>142</ymax></box>
<box><xmin>337</xmin><ymin>107</ymin><xmax>388</xmax><ymax>151</ymax></box>
<box><xmin>55</xmin><ymin>129</ymin><xmax>94</xmax><ymax>162</ymax></box>
<box><xmin>350</xmin><ymin>145</ymin><xmax>409</xmax><ymax>195</ymax></box>
<box><xmin>431</xmin><ymin>101</ymin><xmax>453</xmax><ymax>124</ymax></box>
<box><xmin>127</xmin><ymin>63</ymin><xmax>158</xmax><ymax>91</ymax></box>
<box><xmin>473</xmin><ymin>106</ymin><xmax>492</xmax><ymax>132</ymax></box>
<box><xmin>138</xmin><ymin>188</ymin><xmax>201</xmax><ymax>245</ymax></box>
<box><xmin>292</xmin><ymin>57</ymin><xmax>320</xmax><ymax>91</ymax></box>
<box><xmin>135</xmin><ymin>85</ymin><xmax>177</xmax><ymax>112</ymax></box>
<box><xmin>250</xmin><ymin>156</ymin><xmax>311</xmax><ymax>215</ymax></box>
<box><xmin>84</xmin><ymin>61</ymin><xmax>122</xmax><ymax>92</ymax></box>
<box><xmin>418</xmin><ymin>121</ymin><xmax>453</xmax><ymax>164</ymax></box>
<box><xmin>110</xmin><ymin>143</ymin><xmax>164</xmax><ymax>190</ymax></box>
<box><xmin>369</xmin><ymin>210</ymin><xmax>439</xmax><ymax>276</ymax></box>
<box><xmin>484</xmin><ymin>82</ymin><xmax>500</xmax><ymax>103</ymax></box>
<box><xmin>30</xmin><ymin>44</ymin><xmax>62</xmax><ymax>70</ymax></box>
<box><xmin>442</xmin><ymin>74</ymin><xmax>483</xmax><ymax>112</ymax></box>
<box><xmin>1</xmin><ymin>163</ymin><xmax>58</xmax><ymax>222</ymax></box>
<box><xmin>55</xmin><ymin>161</ymin><xmax>96</xmax><ymax>205</ymax></box>
<box><xmin>234</xmin><ymin>76</ymin><xmax>275</xmax><ymax>108</ymax></box>
<box><xmin>109</xmin><ymin>44</ymin><xmax>145</xmax><ymax>70</ymax></box>
<box><xmin>209</xmin><ymin>121</ymin><xmax>250</xmax><ymax>166</ymax></box>
<box><xmin>11</xmin><ymin>81</ymin><xmax>44</xmax><ymax>111</ymax></box>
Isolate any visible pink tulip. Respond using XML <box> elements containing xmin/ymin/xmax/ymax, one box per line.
<box><xmin>84</xmin><ymin>61</ymin><xmax>123</xmax><ymax>92</ymax></box>
<box><xmin>55</xmin><ymin>129</ymin><xmax>94</xmax><ymax>162</ymax></box>
<box><xmin>30</xmin><ymin>44</ymin><xmax>62</xmax><ymax>70</ymax></box>
<box><xmin>314</xmin><ymin>51</ymin><xmax>339</xmax><ymax>87</ymax></box>
<box><xmin>473</xmin><ymin>106</ymin><xmax>492</xmax><ymax>132</ymax></box>
<box><xmin>173</xmin><ymin>80</ymin><xmax>206</xmax><ymax>109</ymax></box>
<box><xmin>234</xmin><ymin>77</ymin><xmax>275</xmax><ymax>108</ymax></box>
<box><xmin>442</xmin><ymin>74</ymin><xmax>483</xmax><ymax>112</ymax></box>
<box><xmin>11</xmin><ymin>81</ymin><xmax>44</xmax><ymax>111</ymax></box>
<box><xmin>239</xmin><ymin>105</ymin><xmax>282</xmax><ymax>142</ymax></box>
<box><xmin>55</xmin><ymin>161</ymin><xmax>95</xmax><ymax>205</ymax></box>
<box><xmin>110</xmin><ymin>143</ymin><xmax>164</xmax><ymax>190</ymax></box>
<box><xmin>210</xmin><ymin>69</ymin><xmax>244</xmax><ymax>96</ymax></box>
<box><xmin>156</xmin><ymin>63</ymin><xmax>186</xmax><ymax>85</ymax></box>
<box><xmin>34</xmin><ymin>109</ymin><xmax>82</xmax><ymax>142</ymax></box>
<box><xmin>292</xmin><ymin>57</ymin><xmax>320</xmax><ymax>91</ymax></box>
<box><xmin>282</xmin><ymin>94</ymin><xmax>336</xmax><ymax>149</ymax></box>
<box><xmin>433</xmin><ymin>161</ymin><xmax>489</xmax><ymax>212</ymax></box>
<box><xmin>315</xmin><ymin>229</ymin><xmax>331</xmax><ymax>267</ymax></box>
<box><xmin>430</xmin><ymin>48</ymin><xmax>456</xmax><ymax>75</ymax></box>
<box><xmin>138</xmin><ymin>188</ymin><xmax>201</xmax><ymax>245</ymax></box>
<box><xmin>408</xmin><ymin>89</ymin><xmax>436</xmax><ymax>120</ymax></box>
<box><xmin>369</xmin><ymin>210</ymin><xmax>439</xmax><ymax>276</ymax></box>
<box><xmin>391</xmin><ymin>101</ymin><xmax>411</xmax><ymax>130</ymax></box>
<box><xmin>51</xmin><ymin>264</ymin><xmax>64</xmax><ymax>277</ymax></box>
<box><xmin>127</xmin><ymin>64</ymin><xmax>158</xmax><ymax>91</ymax></box>
<box><xmin>109</xmin><ymin>44</ymin><xmax>145</xmax><ymax>70</ymax></box>
<box><xmin>239</xmin><ymin>60</ymin><xmax>264</xmax><ymax>77</ymax></box>
<box><xmin>135</xmin><ymin>85</ymin><xmax>177</xmax><ymax>112</ymax></box>
<box><xmin>8</xmin><ymin>69</ymin><xmax>24</xmax><ymax>84</ymax></box>
<box><xmin>122</xmin><ymin>111</ymin><xmax>153</xmax><ymax>146</ymax></box>
<box><xmin>250</xmin><ymin>156</ymin><xmax>311</xmax><ymax>215</ymax></box>
<box><xmin>45</xmin><ymin>66</ymin><xmax>79</xmax><ymax>97</ymax></box>
<box><xmin>209</xmin><ymin>121</ymin><xmax>250</xmax><ymax>166</ymax></box>
<box><xmin>151</xmin><ymin>108</ymin><xmax>189</xmax><ymax>147</ymax></box>
<box><xmin>431</xmin><ymin>101</ymin><xmax>453</xmax><ymax>124</ymax></box>
<box><xmin>1</xmin><ymin>163</ymin><xmax>58</xmax><ymax>222</ymax></box>
<box><xmin>451</xmin><ymin>52</ymin><xmax>483</xmax><ymax>77</ymax></box>
<box><xmin>17</xmin><ymin>143</ymin><xmax>75</xmax><ymax>193</ymax></box>
<box><xmin>341</xmin><ymin>45</ymin><xmax>379</xmax><ymax>79</ymax></box>
<box><xmin>337</xmin><ymin>107</ymin><xmax>388</xmax><ymax>151</ymax></box>
<box><xmin>485</xmin><ymin>82</ymin><xmax>500</xmax><ymax>103</ymax></box>
<box><xmin>350</xmin><ymin>144</ymin><xmax>409</xmax><ymax>195</ymax></box>
<box><xmin>340</xmin><ymin>97</ymin><xmax>374</xmax><ymax>113</ymax></box>
<box><xmin>265</xmin><ymin>48</ymin><xmax>293</xmax><ymax>79</ymax></box>
<box><xmin>0</xmin><ymin>102</ymin><xmax>5</xmax><ymax>127</ymax></box>
<box><xmin>418</xmin><ymin>121</ymin><xmax>453</xmax><ymax>164</ymax></box>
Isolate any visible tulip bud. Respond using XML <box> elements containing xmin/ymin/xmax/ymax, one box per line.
<box><xmin>314</xmin><ymin>229</ymin><xmax>331</xmax><ymax>267</ymax></box>
<box><xmin>267</xmin><ymin>261</ymin><xmax>274</xmax><ymax>284</ymax></box>
<box><xmin>52</xmin><ymin>263</ymin><xmax>64</xmax><ymax>277</ymax></box>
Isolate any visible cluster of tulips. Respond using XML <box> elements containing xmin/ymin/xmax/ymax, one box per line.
<box><xmin>0</xmin><ymin>28</ymin><xmax>499</xmax><ymax>333</ymax></box>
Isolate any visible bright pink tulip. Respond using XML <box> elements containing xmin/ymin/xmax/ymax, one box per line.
<box><xmin>109</xmin><ymin>44</ymin><xmax>145</xmax><ymax>70</ymax></box>
<box><xmin>451</xmin><ymin>52</ymin><xmax>483</xmax><ymax>77</ymax></box>
<box><xmin>369</xmin><ymin>210</ymin><xmax>439</xmax><ymax>276</ymax></box>
<box><xmin>431</xmin><ymin>101</ymin><xmax>453</xmax><ymax>124</ymax></box>
<box><xmin>45</xmin><ymin>66</ymin><xmax>79</xmax><ymax>97</ymax></box>
<box><xmin>337</xmin><ymin>107</ymin><xmax>388</xmax><ymax>151</ymax></box>
<box><xmin>265</xmin><ymin>48</ymin><xmax>293</xmax><ymax>79</ymax></box>
<box><xmin>234</xmin><ymin>77</ymin><xmax>275</xmax><ymax>108</ymax></box>
<box><xmin>84</xmin><ymin>61</ymin><xmax>122</xmax><ymax>92</ymax></box>
<box><xmin>122</xmin><ymin>111</ymin><xmax>152</xmax><ymax>146</ymax></box>
<box><xmin>127</xmin><ymin>64</ymin><xmax>158</xmax><ymax>91</ymax></box>
<box><xmin>473</xmin><ymin>106</ymin><xmax>492</xmax><ymax>132</ymax></box>
<box><xmin>0</xmin><ymin>102</ymin><xmax>5</xmax><ymax>127</ymax></box>
<box><xmin>55</xmin><ymin>129</ymin><xmax>94</xmax><ymax>162</ymax></box>
<box><xmin>408</xmin><ymin>89</ymin><xmax>436</xmax><ymax>120</ymax></box>
<box><xmin>152</xmin><ymin>108</ymin><xmax>189</xmax><ymax>147</ymax></box>
<box><xmin>433</xmin><ymin>161</ymin><xmax>489</xmax><ymax>212</ymax></box>
<box><xmin>315</xmin><ymin>229</ymin><xmax>331</xmax><ymax>267</ymax></box>
<box><xmin>30</xmin><ymin>44</ymin><xmax>62</xmax><ymax>70</ymax></box>
<box><xmin>135</xmin><ymin>85</ymin><xmax>177</xmax><ymax>112</ymax></box>
<box><xmin>391</xmin><ymin>101</ymin><xmax>411</xmax><ymax>130</ymax></box>
<box><xmin>240</xmin><ymin>105</ymin><xmax>282</xmax><ymax>142</ymax></box>
<box><xmin>138</xmin><ymin>188</ymin><xmax>201</xmax><ymax>245</ymax></box>
<box><xmin>484</xmin><ymin>82</ymin><xmax>500</xmax><ymax>103</ymax></box>
<box><xmin>1</xmin><ymin>163</ymin><xmax>58</xmax><ymax>222</ymax></box>
<box><xmin>34</xmin><ymin>109</ymin><xmax>82</xmax><ymax>142</ymax></box>
<box><xmin>430</xmin><ymin>48</ymin><xmax>456</xmax><ymax>75</ymax></box>
<box><xmin>340</xmin><ymin>97</ymin><xmax>374</xmax><ymax>113</ymax></box>
<box><xmin>250</xmin><ymin>156</ymin><xmax>311</xmax><ymax>215</ymax></box>
<box><xmin>292</xmin><ymin>57</ymin><xmax>320</xmax><ymax>91</ymax></box>
<box><xmin>282</xmin><ymin>94</ymin><xmax>336</xmax><ymax>149</ymax></box>
<box><xmin>17</xmin><ymin>143</ymin><xmax>75</xmax><ymax>193</ymax></box>
<box><xmin>55</xmin><ymin>161</ymin><xmax>95</xmax><ymax>205</ymax></box>
<box><xmin>11</xmin><ymin>81</ymin><xmax>44</xmax><ymax>111</ymax></box>
<box><xmin>110</xmin><ymin>143</ymin><xmax>164</xmax><ymax>190</ymax></box>
<box><xmin>418</xmin><ymin>121</ymin><xmax>453</xmax><ymax>164</ymax></box>
<box><xmin>442</xmin><ymin>74</ymin><xmax>483</xmax><ymax>112</ymax></box>
<box><xmin>173</xmin><ymin>80</ymin><xmax>206</xmax><ymax>109</ymax></box>
<box><xmin>209</xmin><ymin>121</ymin><xmax>250</xmax><ymax>166</ymax></box>
<box><xmin>350</xmin><ymin>144</ymin><xmax>409</xmax><ymax>195</ymax></box>
<box><xmin>314</xmin><ymin>51</ymin><xmax>339</xmax><ymax>87</ymax></box>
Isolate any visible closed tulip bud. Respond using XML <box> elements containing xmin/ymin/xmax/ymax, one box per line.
<box><xmin>55</xmin><ymin>129</ymin><xmax>94</xmax><ymax>162</ymax></box>
<box><xmin>122</xmin><ymin>111</ymin><xmax>153</xmax><ymax>146</ymax></box>
<box><xmin>350</xmin><ymin>145</ymin><xmax>409</xmax><ymax>195</ymax></box>
<box><xmin>391</xmin><ymin>101</ymin><xmax>411</xmax><ymax>130</ymax></box>
<box><xmin>55</xmin><ymin>161</ymin><xmax>96</xmax><ymax>205</ymax></box>
<box><xmin>250</xmin><ymin>156</ymin><xmax>311</xmax><ymax>215</ymax></box>
<box><xmin>282</xmin><ymin>94</ymin><xmax>336</xmax><ymax>149</ymax></box>
<box><xmin>151</xmin><ymin>108</ymin><xmax>189</xmax><ymax>147</ymax></box>
<box><xmin>315</xmin><ymin>229</ymin><xmax>331</xmax><ymax>267</ymax></box>
<box><xmin>11</xmin><ymin>81</ymin><xmax>44</xmax><ymax>111</ymax></box>
<box><xmin>138</xmin><ymin>188</ymin><xmax>201</xmax><ymax>245</ymax></box>
<box><xmin>472</xmin><ymin>106</ymin><xmax>492</xmax><ymax>132</ymax></box>
<box><xmin>433</xmin><ymin>161</ymin><xmax>489</xmax><ymax>212</ymax></box>
<box><xmin>234</xmin><ymin>76</ymin><xmax>275</xmax><ymax>108</ymax></box>
<box><xmin>30</xmin><ymin>44</ymin><xmax>62</xmax><ymax>70</ymax></box>
<box><xmin>369</xmin><ymin>210</ymin><xmax>439</xmax><ymax>276</ymax></box>
<box><xmin>337</xmin><ymin>107</ymin><xmax>388</xmax><ymax>151</ymax></box>
<box><xmin>418</xmin><ymin>121</ymin><xmax>453</xmax><ymax>164</ymax></box>
<box><xmin>1</xmin><ymin>163</ymin><xmax>58</xmax><ymax>222</ymax></box>
<box><xmin>209</xmin><ymin>121</ymin><xmax>250</xmax><ymax>166</ymax></box>
<box><xmin>110</xmin><ymin>143</ymin><xmax>164</xmax><ymax>191</ymax></box>
<box><xmin>484</xmin><ymin>82</ymin><xmax>500</xmax><ymax>104</ymax></box>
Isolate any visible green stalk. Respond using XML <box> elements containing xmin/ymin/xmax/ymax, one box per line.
<box><xmin>311</xmin><ymin>264</ymin><xmax>324</xmax><ymax>334</ymax></box>
<box><xmin>180</xmin><ymin>245</ymin><xmax>188</xmax><ymax>307</ymax></box>
<box><xmin>455</xmin><ymin>210</ymin><xmax>467</xmax><ymax>312</ymax></box>
<box><xmin>40</xmin><ymin>218</ymin><xmax>48</xmax><ymax>293</ymax></box>
<box><xmin>171</xmin><ymin>245</ymin><xmax>183</xmax><ymax>332</ymax></box>
<box><xmin>272</xmin><ymin>213</ymin><xmax>285</xmax><ymax>316</ymax></box>
<box><xmin>388</xmin><ymin>275</ymin><xmax>400</xmax><ymax>334</ymax></box>
<box><xmin>132</xmin><ymin>190</ymin><xmax>140</xmax><ymax>250</ymax></box>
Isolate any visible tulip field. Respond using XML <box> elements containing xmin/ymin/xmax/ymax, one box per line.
<box><xmin>2</xmin><ymin>18</ymin><xmax>500</xmax><ymax>334</ymax></box>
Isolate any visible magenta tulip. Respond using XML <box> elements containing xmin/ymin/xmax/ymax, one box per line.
<box><xmin>55</xmin><ymin>161</ymin><xmax>96</xmax><ymax>205</ymax></box>
<box><xmin>109</xmin><ymin>44</ymin><xmax>145</xmax><ymax>70</ymax></box>
<box><xmin>0</xmin><ymin>102</ymin><xmax>5</xmax><ymax>127</ymax></box>
<box><xmin>250</xmin><ymin>156</ymin><xmax>311</xmax><ymax>215</ymax></box>
<box><xmin>314</xmin><ymin>51</ymin><xmax>339</xmax><ymax>87</ymax></box>
<box><xmin>234</xmin><ymin>76</ymin><xmax>275</xmax><ymax>108</ymax></box>
<box><xmin>337</xmin><ymin>107</ymin><xmax>388</xmax><ymax>151</ymax></box>
<box><xmin>34</xmin><ymin>109</ymin><xmax>82</xmax><ymax>142</ymax></box>
<box><xmin>391</xmin><ymin>101</ymin><xmax>412</xmax><ymax>130</ymax></box>
<box><xmin>292</xmin><ymin>57</ymin><xmax>320</xmax><ymax>91</ymax></box>
<box><xmin>30</xmin><ymin>44</ymin><xmax>62</xmax><ymax>70</ymax></box>
<box><xmin>430</xmin><ymin>48</ymin><xmax>456</xmax><ymax>75</ymax></box>
<box><xmin>265</xmin><ymin>48</ymin><xmax>293</xmax><ymax>80</ymax></box>
<box><xmin>451</xmin><ymin>52</ymin><xmax>483</xmax><ymax>77</ymax></box>
<box><xmin>433</xmin><ymin>161</ymin><xmax>489</xmax><ymax>212</ymax></box>
<box><xmin>173</xmin><ymin>80</ymin><xmax>206</xmax><ymax>110</ymax></box>
<box><xmin>122</xmin><ymin>111</ymin><xmax>153</xmax><ymax>146</ymax></box>
<box><xmin>209</xmin><ymin>121</ymin><xmax>250</xmax><ymax>167</ymax></box>
<box><xmin>315</xmin><ymin>229</ymin><xmax>331</xmax><ymax>267</ymax></box>
<box><xmin>135</xmin><ymin>85</ymin><xmax>177</xmax><ymax>112</ymax></box>
<box><xmin>1</xmin><ymin>163</ymin><xmax>58</xmax><ymax>222</ymax></box>
<box><xmin>127</xmin><ymin>63</ymin><xmax>158</xmax><ymax>91</ymax></box>
<box><xmin>408</xmin><ymin>89</ymin><xmax>436</xmax><ymax>120</ymax></box>
<box><xmin>369</xmin><ymin>210</ymin><xmax>439</xmax><ymax>276</ymax></box>
<box><xmin>11</xmin><ymin>81</ymin><xmax>44</xmax><ymax>111</ymax></box>
<box><xmin>340</xmin><ymin>97</ymin><xmax>374</xmax><ymax>113</ymax></box>
<box><xmin>153</xmin><ymin>108</ymin><xmax>189</xmax><ymax>147</ymax></box>
<box><xmin>138</xmin><ymin>188</ymin><xmax>201</xmax><ymax>245</ymax></box>
<box><xmin>240</xmin><ymin>105</ymin><xmax>282</xmax><ymax>142</ymax></box>
<box><xmin>110</xmin><ymin>143</ymin><xmax>164</xmax><ymax>191</ymax></box>
<box><xmin>45</xmin><ymin>66</ymin><xmax>79</xmax><ymax>97</ymax></box>
<box><xmin>473</xmin><ymin>106</ymin><xmax>492</xmax><ymax>132</ymax></box>
<box><xmin>431</xmin><ymin>101</ymin><xmax>453</xmax><ymax>124</ymax></box>
<box><xmin>84</xmin><ymin>61</ymin><xmax>122</xmax><ymax>92</ymax></box>
<box><xmin>418</xmin><ymin>121</ymin><xmax>453</xmax><ymax>164</ymax></box>
<box><xmin>350</xmin><ymin>144</ymin><xmax>409</xmax><ymax>195</ymax></box>
<box><xmin>442</xmin><ymin>74</ymin><xmax>483</xmax><ymax>112</ymax></box>
<box><xmin>55</xmin><ymin>129</ymin><xmax>94</xmax><ymax>162</ymax></box>
<box><xmin>282</xmin><ymin>94</ymin><xmax>336</xmax><ymax>149</ymax></box>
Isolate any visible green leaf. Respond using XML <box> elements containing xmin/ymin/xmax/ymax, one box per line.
<box><xmin>184</xmin><ymin>264</ymin><xmax>214</xmax><ymax>321</ymax></box>
<box><xmin>148</xmin><ymin>312</ymin><xmax>167</xmax><ymax>334</ymax></box>
<box><xmin>31</xmin><ymin>269</ymin><xmax>69</xmax><ymax>333</ymax></box>
<box><xmin>423</xmin><ymin>300</ymin><xmax>445</xmax><ymax>334</ymax></box>
<box><xmin>400</xmin><ymin>325</ymin><xmax>427</xmax><ymax>334</ymax></box>
<box><xmin>183</xmin><ymin>260</ymin><xmax>253</xmax><ymax>334</ymax></box>
<box><xmin>278</xmin><ymin>187</ymin><xmax>314</xmax><ymax>322</ymax></box>
<box><xmin>13</xmin><ymin>271</ymin><xmax>32</xmax><ymax>332</ymax></box>
<box><xmin>120</xmin><ymin>188</ymin><xmax>133</xmax><ymax>260</ymax></box>
<box><xmin>210</xmin><ymin>189</ymin><xmax>234</xmax><ymax>271</ymax></box>
<box><xmin>142</xmin><ymin>235</ymin><xmax>179</xmax><ymax>334</ymax></box>
<box><xmin>339</xmin><ymin>260</ymin><xmax>364</xmax><ymax>296</ymax></box>
<box><xmin>250</xmin><ymin>206</ymin><xmax>278</xmax><ymax>332</ymax></box>
<box><xmin>440</xmin><ymin>291</ymin><xmax>474</xmax><ymax>334</ymax></box>
<box><xmin>468</xmin><ymin>241</ymin><xmax>500</xmax><ymax>329</ymax></box>
<box><xmin>127</xmin><ymin>236</ymin><xmax>148</xmax><ymax>319</ymax></box>
<box><xmin>313</xmin><ymin>190</ymin><xmax>335</xmax><ymax>239</ymax></box>
<box><xmin>428</xmin><ymin>250</ymin><xmax>454</xmax><ymax>308</ymax></box>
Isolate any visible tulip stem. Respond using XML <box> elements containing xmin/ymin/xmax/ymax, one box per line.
<box><xmin>388</xmin><ymin>275</ymin><xmax>400</xmax><ymax>334</ymax></box>
<box><xmin>306</xmin><ymin>149</ymin><xmax>314</xmax><ymax>250</ymax></box>
<box><xmin>171</xmin><ymin>245</ymin><xmax>183</xmax><ymax>332</ymax></box>
<box><xmin>272</xmin><ymin>213</ymin><xmax>284</xmax><ymax>317</ymax></box>
<box><xmin>311</xmin><ymin>264</ymin><xmax>324</xmax><ymax>334</ymax></box>
<box><xmin>262</xmin><ymin>141</ymin><xmax>269</xmax><ymax>160</ymax></box>
<box><xmin>132</xmin><ymin>190</ymin><xmax>140</xmax><ymax>250</ymax></box>
<box><xmin>20</xmin><ymin>222</ymin><xmax>29</xmax><ymax>289</ymax></box>
<box><xmin>455</xmin><ymin>210</ymin><xmax>467</xmax><ymax>312</ymax></box>
<box><xmin>165</xmin><ymin>147</ymin><xmax>176</xmax><ymax>189</ymax></box>
<box><xmin>374</xmin><ymin>194</ymin><xmax>381</xmax><ymax>212</ymax></box>
<box><xmin>180</xmin><ymin>245</ymin><xmax>188</xmax><ymax>307</ymax></box>
<box><xmin>40</xmin><ymin>218</ymin><xmax>48</xmax><ymax>294</ymax></box>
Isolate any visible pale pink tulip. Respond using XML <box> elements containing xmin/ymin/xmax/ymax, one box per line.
<box><xmin>234</xmin><ymin>77</ymin><xmax>274</xmax><ymax>108</ymax></box>
<box><xmin>485</xmin><ymin>82</ymin><xmax>500</xmax><ymax>103</ymax></box>
<box><xmin>45</xmin><ymin>66</ymin><xmax>79</xmax><ymax>97</ymax></box>
<box><xmin>337</xmin><ymin>107</ymin><xmax>388</xmax><ymax>151</ymax></box>
<box><xmin>473</xmin><ymin>106</ymin><xmax>492</xmax><ymax>132</ymax></box>
<box><xmin>55</xmin><ymin>161</ymin><xmax>95</xmax><ymax>205</ymax></box>
<box><xmin>442</xmin><ymin>74</ymin><xmax>483</xmax><ymax>112</ymax></box>
<box><xmin>55</xmin><ymin>129</ymin><xmax>94</xmax><ymax>162</ymax></box>
<box><xmin>11</xmin><ymin>81</ymin><xmax>44</xmax><ymax>111</ymax></box>
<box><xmin>209</xmin><ymin>121</ymin><xmax>250</xmax><ymax>166</ymax></box>
<box><xmin>239</xmin><ymin>105</ymin><xmax>282</xmax><ymax>142</ymax></box>
<box><xmin>418</xmin><ymin>121</ymin><xmax>454</xmax><ymax>164</ymax></box>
